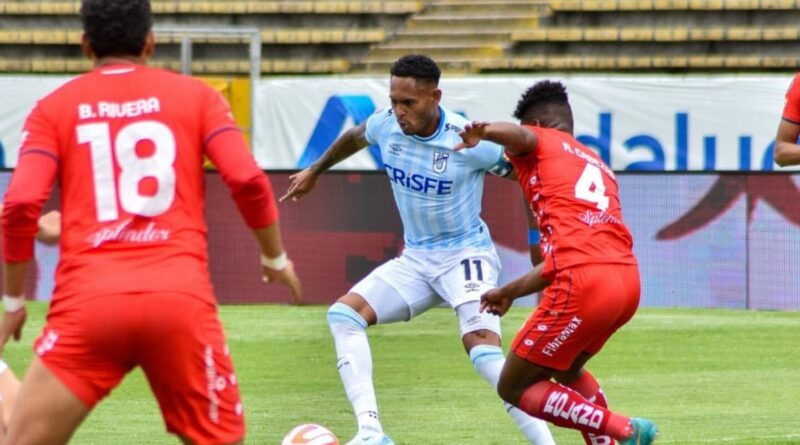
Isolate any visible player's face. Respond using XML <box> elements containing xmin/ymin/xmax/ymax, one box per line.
<box><xmin>389</xmin><ymin>76</ymin><xmax>441</xmax><ymax>136</ymax></box>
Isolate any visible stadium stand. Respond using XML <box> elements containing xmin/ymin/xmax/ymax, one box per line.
<box><xmin>488</xmin><ymin>0</ymin><xmax>800</xmax><ymax>72</ymax></box>
<box><xmin>353</xmin><ymin>0</ymin><xmax>800</xmax><ymax>74</ymax></box>
<box><xmin>547</xmin><ymin>0</ymin><xmax>800</xmax><ymax>11</ymax></box>
<box><xmin>1</xmin><ymin>0</ymin><xmax>799</xmax><ymax>74</ymax></box>
<box><xmin>512</xmin><ymin>27</ymin><xmax>800</xmax><ymax>43</ymax></box>
<box><xmin>353</xmin><ymin>0</ymin><xmax>550</xmax><ymax>74</ymax></box>
<box><xmin>0</xmin><ymin>0</ymin><xmax>421</xmax><ymax>74</ymax></box>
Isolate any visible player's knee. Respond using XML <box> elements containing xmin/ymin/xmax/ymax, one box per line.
<box><xmin>552</xmin><ymin>368</ymin><xmax>581</xmax><ymax>385</ymax></box>
<box><xmin>457</xmin><ymin>302</ymin><xmax>501</xmax><ymax>353</ymax></box>
<box><xmin>461</xmin><ymin>329</ymin><xmax>501</xmax><ymax>353</ymax></box>
<box><xmin>327</xmin><ymin>302</ymin><xmax>368</xmax><ymax>331</ymax></box>
<box><xmin>496</xmin><ymin>374</ymin><xmax>523</xmax><ymax>407</ymax></box>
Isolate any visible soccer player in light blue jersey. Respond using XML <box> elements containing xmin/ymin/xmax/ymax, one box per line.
<box><xmin>282</xmin><ymin>55</ymin><xmax>555</xmax><ymax>445</ymax></box>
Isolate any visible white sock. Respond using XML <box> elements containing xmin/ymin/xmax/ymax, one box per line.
<box><xmin>470</xmin><ymin>345</ymin><xmax>556</xmax><ymax>445</ymax></box>
<box><xmin>328</xmin><ymin>303</ymin><xmax>383</xmax><ymax>435</ymax></box>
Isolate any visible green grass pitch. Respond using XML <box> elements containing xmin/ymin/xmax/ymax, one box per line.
<box><xmin>4</xmin><ymin>303</ymin><xmax>799</xmax><ymax>444</ymax></box>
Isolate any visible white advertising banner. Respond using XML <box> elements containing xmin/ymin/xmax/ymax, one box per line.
<box><xmin>0</xmin><ymin>74</ymin><xmax>793</xmax><ymax>171</ymax></box>
<box><xmin>254</xmin><ymin>75</ymin><xmax>793</xmax><ymax>171</ymax></box>
<box><xmin>0</xmin><ymin>76</ymin><xmax>71</xmax><ymax>167</ymax></box>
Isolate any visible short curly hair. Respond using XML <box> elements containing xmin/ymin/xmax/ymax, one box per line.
<box><xmin>390</xmin><ymin>55</ymin><xmax>441</xmax><ymax>86</ymax></box>
<box><xmin>513</xmin><ymin>80</ymin><xmax>569</xmax><ymax>121</ymax></box>
<box><xmin>80</xmin><ymin>0</ymin><xmax>152</xmax><ymax>59</ymax></box>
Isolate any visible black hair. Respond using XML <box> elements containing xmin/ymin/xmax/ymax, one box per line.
<box><xmin>80</xmin><ymin>0</ymin><xmax>152</xmax><ymax>58</ymax></box>
<box><xmin>390</xmin><ymin>55</ymin><xmax>441</xmax><ymax>86</ymax></box>
<box><xmin>513</xmin><ymin>80</ymin><xmax>569</xmax><ymax>121</ymax></box>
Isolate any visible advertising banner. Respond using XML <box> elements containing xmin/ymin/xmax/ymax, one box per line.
<box><xmin>0</xmin><ymin>75</ymin><xmax>795</xmax><ymax>171</ymax></box>
<box><xmin>254</xmin><ymin>76</ymin><xmax>793</xmax><ymax>172</ymax></box>
<box><xmin>5</xmin><ymin>172</ymin><xmax>797</xmax><ymax>310</ymax></box>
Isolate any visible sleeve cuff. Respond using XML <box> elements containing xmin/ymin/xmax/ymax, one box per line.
<box><xmin>3</xmin><ymin>235</ymin><xmax>35</xmax><ymax>262</ymax></box>
<box><xmin>782</xmin><ymin>115</ymin><xmax>800</xmax><ymax>125</ymax></box>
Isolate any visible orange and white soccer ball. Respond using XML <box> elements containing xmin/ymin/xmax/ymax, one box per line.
<box><xmin>281</xmin><ymin>424</ymin><xmax>339</xmax><ymax>445</ymax></box>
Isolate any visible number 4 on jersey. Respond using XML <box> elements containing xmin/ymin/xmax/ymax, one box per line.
<box><xmin>574</xmin><ymin>164</ymin><xmax>609</xmax><ymax>211</ymax></box>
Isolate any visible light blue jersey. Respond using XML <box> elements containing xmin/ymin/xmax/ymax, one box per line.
<box><xmin>365</xmin><ymin>106</ymin><xmax>510</xmax><ymax>250</ymax></box>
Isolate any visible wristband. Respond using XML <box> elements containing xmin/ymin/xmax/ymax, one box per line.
<box><xmin>2</xmin><ymin>295</ymin><xmax>24</xmax><ymax>313</ymax></box>
<box><xmin>260</xmin><ymin>252</ymin><xmax>288</xmax><ymax>271</ymax></box>
<box><xmin>528</xmin><ymin>228</ymin><xmax>541</xmax><ymax>245</ymax></box>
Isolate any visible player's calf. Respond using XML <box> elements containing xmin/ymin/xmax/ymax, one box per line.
<box><xmin>469</xmin><ymin>345</ymin><xmax>555</xmax><ymax>445</ymax></box>
<box><xmin>328</xmin><ymin>303</ymin><xmax>386</xmax><ymax>441</ymax></box>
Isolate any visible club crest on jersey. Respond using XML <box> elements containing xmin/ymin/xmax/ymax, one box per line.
<box><xmin>432</xmin><ymin>152</ymin><xmax>449</xmax><ymax>173</ymax></box>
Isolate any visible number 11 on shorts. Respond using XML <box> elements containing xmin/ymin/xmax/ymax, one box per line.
<box><xmin>461</xmin><ymin>259</ymin><xmax>483</xmax><ymax>281</ymax></box>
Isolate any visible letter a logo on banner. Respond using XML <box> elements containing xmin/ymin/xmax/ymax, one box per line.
<box><xmin>297</xmin><ymin>94</ymin><xmax>382</xmax><ymax>169</ymax></box>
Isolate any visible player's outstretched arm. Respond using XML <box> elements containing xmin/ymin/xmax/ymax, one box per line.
<box><xmin>774</xmin><ymin>119</ymin><xmax>800</xmax><ymax>166</ymax></box>
<box><xmin>480</xmin><ymin>263</ymin><xmax>551</xmax><ymax>316</ymax></box>
<box><xmin>456</xmin><ymin>121</ymin><xmax>538</xmax><ymax>156</ymax></box>
<box><xmin>203</xmin><ymin>118</ymin><xmax>302</xmax><ymax>303</ymax></box>
<box><xmin>281</xmin><ymin>122</ymin><xmax>369</xmax><ymax>202</ymax></box>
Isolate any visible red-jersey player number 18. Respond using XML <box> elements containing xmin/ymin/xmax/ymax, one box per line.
<box><xmin>77</xmin><ymin>120</ymin><xmax>177</xmax><ymax>222</ymax></box>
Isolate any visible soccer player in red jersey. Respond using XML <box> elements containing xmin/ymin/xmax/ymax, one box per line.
<box><xmin>0</xmin><ymin>1</ymin><xmax>301</xmax><ymax>444</ymax></box>
<box><xmin>0</xmin><ymin>206</ymin><xmax>60</xmax><ymax>434</ymax></box>
<box><xmin>456</xmin><ymin>81</ymin><xmax>657</xmax><ymax>445</ymax></box>
<box><xmin>774</xmin><ymin>73</ymin><xmax>800</xmax><ymax>166</ymax></box>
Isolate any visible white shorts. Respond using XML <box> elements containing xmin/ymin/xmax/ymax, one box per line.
<box><xmin>350</xmin><ymin>246</ymin><xmax>502</xmax><ymax>336</ymax></box>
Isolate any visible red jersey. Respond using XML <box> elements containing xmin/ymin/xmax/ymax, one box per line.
<box><xmin>782</xmin><ymin>73</ymin><xmax>800</xmax><ymax>124</ymax></box>
<box><xmin>509</xmin><ymin>125</ymin><xmax>636</xmax><ymax>280</ymax></box>
<box><xmin>3</xmin><ymin>64</ymin><xmax>278</xmax><ymax>310</ymax></box>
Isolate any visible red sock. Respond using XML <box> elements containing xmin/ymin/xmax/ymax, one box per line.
<box><xmin>566</xmin><ymin>371</ymin><xmax>615</xmax><ymax>445</ymax></box>
<box><xmin>519</xmin><ymin>380</ymin><xmax>632</xmax><ymax>440</ymax></box>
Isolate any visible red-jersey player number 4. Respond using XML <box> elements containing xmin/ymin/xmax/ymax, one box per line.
<box><xmin>77</xmin><ymin>120</ymin><xmax>176</xmax><ymax>222</ymax></box>
<box><xmin>574</xmin><ymin>164</ymin><xmax>609</xmax><ymax>211</ymax></box>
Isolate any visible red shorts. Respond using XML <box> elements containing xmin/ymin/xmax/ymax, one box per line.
<box><xmin>511</xmin><ymin>263</ymin><xmax>640</xmax><ymax>371</ymax></box>
<box><xmin>34</xmin><ymin>292</ymin><xmax>244</xmax><ymax>444</ymax></box>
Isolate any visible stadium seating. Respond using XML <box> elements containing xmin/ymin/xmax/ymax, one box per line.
<box><xmin>496</xmin><ymin>0</ymin><xmax>800</xmax><ymax>72</ymax></box>
<box><xmin>548</xmin><ymin>0</ymin><xmax>800</xmax><ymax>11</ymax></box>
<box><xmin>0</xmin><ymin>1</ymin><xmax>423</xmax><ymax>15</ymax></box>
<box><xmin>1</xmin><ymin>0</ymin><xmax>799</xmax><ymax>74</ymax></box>
<box><xmin>0</xmin><ymin>0</ymin><xmax>420</xmax><ymax>75</ymax></box>
<box><xmin>352</xmin><ymin>0</ymin><xmax>800</xmax><ymax>74</ymax></box>
<box><xmin>478</xmin><ymin>54</ymin><xmax>799</xmax><ymax>71</ymax></box>
<box><xmin>0</xmin><ymin>58</ymin><xmax>352</xmax><ymax>75</ymax></box>
<box><xmin>0</xmin><ymin>28</ymin><xmax>385</xmax><ymax>47</ymax></box>
<box><xmin>512</xmin><ymin>27</ymin><xmax>800</xmax><ymax>42</ymax></box>
<box><xmin>352</xmin><ymin>0</ymin><xmax>550</xmax><ymax>74</ymax></box>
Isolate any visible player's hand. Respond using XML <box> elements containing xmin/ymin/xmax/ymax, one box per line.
<box><xmin>0</xmin><ymin>307</ymin><xmax>27</xmax><ymax>356</ymax></box>
<box><xmin>455</xmin><ymin>121</ymin><xmax>490</xmax><ymax>151</ymax></box>
<box><xmin>262</xmin><ymin>260</ymin><xmax>303</xmax><ymax>304</ymax></box>
<box><xmin>480</xmin><ymin>288</ymin><xmax>513</xmax><ymax>317</ymax></box>
<box><xmin>280</xmin><ymin>168</ymin><xmax>320</xmax><ymax>202</ymax></box>
<box><xmin>36</xmin><ymin>210</ymin><xmax>61</xmax><ymax>245</ymax></box>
